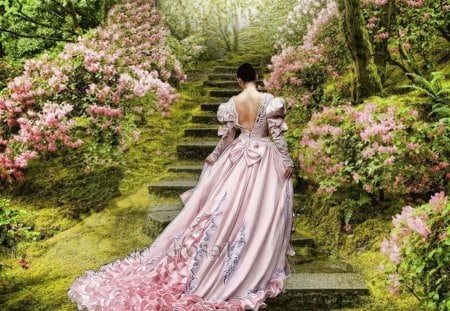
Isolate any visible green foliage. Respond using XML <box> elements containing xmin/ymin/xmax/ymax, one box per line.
<box><xmin>0</xmin><ymin>0</ymin><xmax>116</xmax><ymax>59</ymax></box>
<box><xmin>362</xmin><ymin>0</ymin><xmax>450</xmax><ymax>80</ymax></box>
<box><xmin>0</xmin><ymin>56</ymin><xmax>21</xmax><ymax>89</ymax></box>
<box><xmin>398</xmin><ymin>71</ymin><xmax>450</xmax><ymax>121</ymax></box>
<box><xmin>159</xmin><ymin>0</ymin><xmax>254</xmax><ymax>59</ymax></box>
<box><xmin>244</xmin><ymin>0</ymin><xmax>299</xmax><ymax>53</ymax></box>
<box><xmin>0</xmin><ymin>197</ymin><xmax>39</xmax><ymax>251</ymax></box>
<box><xmin>166</xmin><ymin>35</ymin><xmax>207</xmax><ymax>69</ymax></box>
<box><xmin>3</xmin><ymin>152</ymin><xmax>124</xmax><ymax>219</ymax></box>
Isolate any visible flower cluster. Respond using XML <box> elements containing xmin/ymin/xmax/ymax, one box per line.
<box><xmin>299</xmin><ymin>102</ymin><xmax>449</xmax><ymax>196</ymax></box>
<box><xmin>380</xmin><ymin>192</ymin><xmax>449</xmax><ymax>309</ymax></box>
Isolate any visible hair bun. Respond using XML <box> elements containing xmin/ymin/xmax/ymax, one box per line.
<box><xmin>237</xmin><ymin>63</ymin><xmax>257</xmax><ymax>82</ymax></box>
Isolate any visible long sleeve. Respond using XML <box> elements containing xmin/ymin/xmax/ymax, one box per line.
<box><xmin>207</xmin><ymin>102</ymin><xmax>236</xmax><ymax>162</ymax></box>
<box><xmin>267</xmin><ymin>96</ymin><xmax>295</xmax><ymax>168</ymax></box>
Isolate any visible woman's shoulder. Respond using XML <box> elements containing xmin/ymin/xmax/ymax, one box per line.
<box><xmin>265</xmin><ymin>92</ymin><xmax>287</xmax><ymax>117</ymax></box>
<box><xmin>217</xmin><ymin>98</ymin><xmax>236</xmax><ymax>123</ymax></box>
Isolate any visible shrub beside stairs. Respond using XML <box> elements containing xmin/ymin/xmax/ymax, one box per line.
<box><xmin>145</xmin><ymin>56</ymin><xmax>369</xmax><ymax>310</ymax></box>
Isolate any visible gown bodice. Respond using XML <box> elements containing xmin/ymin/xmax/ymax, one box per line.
<box><xmin>209</xmin><ymin>92</ymin><xmax>295</xmax><ymax>168</ymax></box>
<box><xmin>219</xmin><ymin>92</ymin><xmax>285</xmax><ymax>140</ymax></box>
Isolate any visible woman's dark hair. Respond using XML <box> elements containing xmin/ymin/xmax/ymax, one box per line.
<box><xmin>237</xmin><ymin>63</ymin><xmax>257</xmax><ymax>82</ymax></box>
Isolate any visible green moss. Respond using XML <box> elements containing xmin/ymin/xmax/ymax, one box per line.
<box><xmin>341</xmin><ymin>218</ymin><xmax>391</xmax><ymax>255</ymax></box>
<box><xmin>0</xmin><ymin>185</ymin><xmax>160</xmax><ymax>309</ymax></box>
<box><xmin>341</xmin><ymin>251</ymin><xmax>420</xmax><ymax>311</ymax></box>
<box><xmin>1</xmin><ymin>158</ymin><xmax>124</xmax><ymax>218</ymax></box>
<box><xmin>294</xmin><ymin>191</ymin><xmax>342</xmax><ymax>255</ymax></box>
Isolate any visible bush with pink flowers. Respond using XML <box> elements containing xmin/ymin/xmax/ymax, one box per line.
<box><xmin>380</xmin><ymin>192</ymin><xmax>449</xmax><ymax>310</ymax></box>
<box><xmin>299</xmin><ymin>102</ymin><xmax>450</xmax><ymax>198</ymax></box>
<box><xmin>0</xmin><ymin>0</ymin><xmax>186</xmax><ymax>186</ymax></box>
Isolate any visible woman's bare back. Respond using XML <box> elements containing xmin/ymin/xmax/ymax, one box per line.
<box><xmin>232</xmin><ymin>91</ymin><xmax>264</xmax><ymax>132</ymax></box>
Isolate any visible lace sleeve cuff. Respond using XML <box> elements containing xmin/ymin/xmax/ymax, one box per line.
<box><xmin>207</xmin><ymin>101</ymin><xmax>236</xmax><ymax>162</ymax></box>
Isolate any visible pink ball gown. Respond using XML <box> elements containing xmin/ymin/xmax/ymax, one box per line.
<box><xmin>67</xmin><ymin>92</ymin><xmax>296</xmax><ymax>310</ymax></box>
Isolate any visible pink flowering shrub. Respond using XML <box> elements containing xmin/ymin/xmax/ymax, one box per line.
<box><xmin>380</xmin><ymin>192</ymin><xmax>449</xmax><ymax>310</ymax></box>
<box><xmin>299</xmin><ymin>102</ymin><xmax>449</xmax><ymax>197</ymax></box>
<box><xmin>362</xmin><ymin>0</ymin><xmax>450</xmax><ymax>73</ymax></box>
<box><xmin>0</xmin><ymin>0</ymin><xmax>186</xmax><ymax>185</ymax></box>
<box><xmin>265</xmin><ymin>0</ymin><xmax>350</xmax><ymax>123</ymax></box>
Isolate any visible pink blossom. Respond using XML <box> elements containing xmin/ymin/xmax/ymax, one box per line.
<box><xmin>392</xmin><ymin>205</ymin><xmax>414</xmax><ymax>228</ymax></box>
<box><xmin>402</xmin><ymin>43</ymin><xmax>411</xmax><ymax>51</ymax></box>
<box><xmin>363</xmin><ymin>183</ymin><xmax>373</xmax><ymax>193</ymax></box>
<box><xmin>406</xmin><ymin>142</ymin><xmax>420</xmax><ymax>150</ymax></box>
<box><xmin>423</xmin><ymin>12</ymin><xmax>431</xmax><ymax>21</ymax></box>
<box><xmin>406</xmin><ymin>216</ymin><xmax>431</xmax><ymax>240</ymax></box>
<box><xmin>405</xmin><ymin>0</ymin><xmax>424</xmax><ymax>8</ymax></box>
<box><xmin>87</xmin><ymin>105</ymin><xmax>123</xmax><ymax>118</ymax></box>
<box><xmin>374</xmin><ymin>32</ymin><xmax>390</xmax><ymax>40</ymax></box>
<box><xmin>384</xmin><ymin>155</ymin><xmax>395</xmax><ymax>165</ymax></box>
<box><xmin>388</xmin><ymin>273</ymin><xmax>400</xmax><ymax>296</ymax></box>
<box><xmin>367</xmin><ymin>16</ymin><xmax>378</xmax><ymax>29</ymax></box>
<box><xmin>132</xmin><ymin>130</ymin><xmax>140</xmax><ymax>142</ymax></box>
<box><xmin>380</xmin><ymin>238</ymin><xmax>390</xmax><ymax>253</ymax></box>
<box><xmin>389</xmin><ymin>244</ymin><xmax>401</xmax><ymax>264</ymax></box>
<box><xmin>429</xmin><ymin>192</ymin><xmax>448</xmax><ymax>212</ymax></box>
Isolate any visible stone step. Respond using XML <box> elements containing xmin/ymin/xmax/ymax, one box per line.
<box><xmin>208</xmin><ymin>73</ymin><xmax>236</xmax><ymax>81</ymax></box>
<box><xmin>148</xmin><ymin>178</ymin><xmax>197</xmax><ymax>197</ymax></box>
<box><xmin>191</xmin><ymin>113</ymin><xmax>218</xmax><ymax>124</ymax></box>
<box><xmin>290</xmin><ymin>233</ymin><xmax>315</xmax><ymax>248</ymax></box>
<box><xmin>265</xmin><ymin>272</ymin><xmax>369</xmax><ymax>310</ymax></box>
<box><xmin>288</xmin><ymin>272</ymin><xmax>368</xmax><ymax>291</ymax></box>
<box><xmin>177</xmin><ymin>141</ymin><xmax>217</xmax><ymax>159</ymax></box>
<box><xmin>209</xmin><ymin>88</ymin><xmax>266</xmax><ymax>98</ymax></box>
<box><xmin>203</xmin><ymin>80</ymin><xmax>264</xmax><ymax>88</ymax></box>
<box><xmin>167</xmin><ymin>164</ymin><xmax>204</xmax><ymax>174</ymax></box>
<box><xmin>290</xmin><ymin>256</ymin><xmax>354</xmax><ymax>274</ymax></box>
<box><xmin>200</xmin><ymin>102</ymin><xmax>221</xmax><ymax>112</ymax></box>
<box><xmin>146</xmin><ymin>203</ymin><xmax>184</xmax><ymax>225</ymax></box>
<box><xmin>212</xmin><ymin>66</ymin><xmax>263</xmax><ymax>74</ymax></box>
<box><xmin>216</xmin><ymin>60</ymin><xmax>265</xmax><ymax>67</ymax></box>
<box><xmin>184</xmin><ymin>127</ymin><xmax>219</xmax><ymax>137</ymax></box>
<box><xmin>209</xmin><ymin>89</ymin><xmax>241</xmax><ymax>98</ymax></box>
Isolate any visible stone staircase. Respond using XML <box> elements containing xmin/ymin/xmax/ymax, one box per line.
<box><xmin>145</xmin><ymin>57</ymin><xmax>369</xmax><ymax>310</ymax></box>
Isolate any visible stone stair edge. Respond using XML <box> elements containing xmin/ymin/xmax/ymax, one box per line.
<box><xmin>286</xmin><ymin>272</ymin><xmax>369</xmax><ymax>291</ymax></box>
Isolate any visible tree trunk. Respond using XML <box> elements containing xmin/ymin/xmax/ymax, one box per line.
<box><xmin>337</xmin><ymin>0</ymin><xmax>383</xmax><ymax>103</ymax></box>
<box><xmin>0</xmin><ymin>42</ymin><xmax>5</xmax><ymax>58</ymax></box>
<box><xmin>66</xmin><ymin>1</ymin><xmax>81</xmax><ymax>35</ymax></box>
<box><xmin>232</xmin><ymin>5</ymin><xmax>239</xmax><ymax>51</ymax></box>
<box><xmin>373</xmin><ymin>0</ymin><xmax>395</xmax><ymax>83</ymax></box>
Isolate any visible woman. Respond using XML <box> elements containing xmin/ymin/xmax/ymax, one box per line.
<box><xmin>67</xmin><ymin>63</ymin><xmax>296</xmax><ymax>310</ymax></box>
